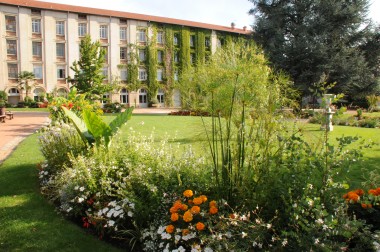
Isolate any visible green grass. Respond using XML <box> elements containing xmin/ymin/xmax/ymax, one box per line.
<box><xmin>1</xmin><ymin>114</ymin><xmax>378</xmax><ymax>250</ymax></box>
<box><xmin>0</xmin><ymin>135</ymin><xmax>122</xmax><ymax>252</ymax></box>
<box><xmin>6</xmin><ymin>107</ymin><xmax>49</xmax><ymax>112</ymax></box>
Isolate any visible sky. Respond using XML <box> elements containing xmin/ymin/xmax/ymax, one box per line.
<box><xmin>38</xmin><ymin>0</ymin><xmax>380</xmax><ymax>29</ymax></box>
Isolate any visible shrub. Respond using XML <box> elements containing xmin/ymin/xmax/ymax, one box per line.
<box><xmin>103</xmin><ymin>102</ymin><xmax>123</xmax><ymax>113</ymax></box>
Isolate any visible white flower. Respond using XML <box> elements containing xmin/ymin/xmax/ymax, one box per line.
<box><xmin>315</xmin><ymin>238</ymin><xmax>320</xmax><ymax>244</ymax></box>
<box><xmin>204</xmin><ymin>247</ymin><xmax>213</xmax><ymax>252</ymax></box>
<box><xmin>282</xmin><ymin>239</ymin><xmax>288</xmax><ymax>246</ymax></box>
<box><xmin>175</xmin><ymin>235</ymin><xmax>181</xmax><ymax>243</ymax></box>
<box><xmin>79</xmin><ymin>186</ymin><xmax>85</xmax><ymax>192</ymax></box>
<box><xmin>107</xmin><ymin>220</ymin><xmax>115</xmax><ymax>227</ymax></box>
<box><xmin>240</xmin><ymin>214</ymin><xmax>247</xmax><ymax>221</ymax></box>
<box><xmin>316</xmin><ymin>218</ymin><xmax>324</xmax><ymax>225</ymax></box>
<box><xmin>266</xmin><ymin>223</ymin><xmax>272</xmax><ymax>229</ymax></box>
<box><xmin>242</xmin><ymin>232</ymin><xmax>247</xmax><ymax>238</ymax></box>
<box><xmin>322</xmin><ymin>224</ymin><xmax>328</xmax><ymax>230</ymax></box>
<box><xmin>74</xmin><ymin>186</ymin><xmax>79</xmax><ymax>190</ymax></box>
<box><xmin>127</xmin><ymin>211</ymin><xmax>133</xmax><ymax>217</ymax></box>
<box><xmin>77</xmin><ymin>197</ymin><xmax>84</xmax><ymax>203</ymax></box>
<box><xmin>66</xmin><ymin>207</ymin><xmax>72</xmax><ymax>212</ymax></box>
<box><xmin>255</xmin><ymin>218</ymin><xmax>261</xmax><ymax>224</ymax></box>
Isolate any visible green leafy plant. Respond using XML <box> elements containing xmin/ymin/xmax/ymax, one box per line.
<box><xmin>62</xmin><ymin>106</ymin><xmax>133</xmax><ymax>147</ymax></box>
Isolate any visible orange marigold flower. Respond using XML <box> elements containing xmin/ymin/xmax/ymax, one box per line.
<box><xmin>361</xmin><ymin>203</ymin><xmax>368</xmax><ymax>209</ymax></box>
<box><xmin>368</xmin><ymin>204</ymin><xmax>373</xmax><ymax>208</ymax></box>
<box><xmin>183</xmin><ymin>190</ymin><xmax>194</xmax><ymax>198</ymax></box>
<box><xmin>166</xmin><ymin>224</ymin><xmax>175</xmax><ymax>234</ymax></box>
<box><xmin>343</xmin><ymin>193</ymin><xmax>348</xmax><ymax>199</ymax></box>
<box><xmin>209</xmin><ymin>200</ymin><xmax>217</xmax><ymax>208</ymax></box>
<box><xmin>196</xmin><ymin>222</ymin><xmax>205</xmax><ymax>231</ymax></box>
<box><xmin>191</xmin><ymin>206</ymin><xmax>201</xmax><ymax>214</ymax></box>
<box><xmin>171</xmin><ymin>213</ymin><xmax>179</xmax><ymax>222</ymax></box>
<box><xmin>209</xmin><ymin>206</ymin><xmax>218</xmax><ymax>215</ymax></box>
<box><xmin>170</xmin><ymin>207</ymin><xmax>178</xmax><ymax>214</ymax></box>
<box><xmin>354</xmin><ymin>189</ymin><xmax>364</xmax><ymax>196</ymax></box>
<box><xmin>229</xmin><ymin>213</ymin><xmax>236</xmax><ymax>219</ymax></box>
<box><xmin>369</xmin><ymin>189</ymin><xmax>377</xmax><ymax>196</ymax></box>
<box><xmin>347</xmin><ymin>192</ymin><xmax>359</xmax><ymax>202</ymax></box>
<box><xmin>200</xmin><ymin>195</ymin><xmax>208</xmax><ymax>203</ymax></box>
<box><xmin>188</xmin><ymin>199</ymin><xmax>193</xmax><ymax>204</ymax></box>
<box><xmin>180</xmin><ymin>204</ymin><xmax>188</xmax><ymax>211</ymax></box>
<box><xmin>193</xmin><ymin>197</ymin><xmax>203</xmax><ymax>205</ymax></box>
<box><xmin>182</xmin><ymin>229</ymin><xmax>190</xmax><ymax>236</ymax></box>
<box><xmin>183</xmin><ymin>210</ymin><xmax>193</xmax><ymax>222</ymax></box>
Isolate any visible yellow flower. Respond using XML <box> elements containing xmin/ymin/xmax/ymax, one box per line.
<box><xmin>196</xmin><ymin>222</ymin><xmax>205</xmax><ymax>231</ymax></box>
<box><xmin>183</xmin><ymin>190</ymin><xmax>194</xmax><ymax>198</ymax></box>
<box><xmin>166</xmin><ymin>224</ymin><xmax>175</xmax><ymax>234</ymax></box>
<box><xmin>183</xmin><ymin>210</ymin><xmax>193</xmax><ymax>222</ymax></box>
<box><xmin>171</xmin><ymin>213</ymin><xmax>179</xmax><ymax>222</ymax></box>
<box><xmin>193</xmin><ymin>197</ymin><xmax>203</xmax><ymax>205</ymax></box>
<box><xmin>191</xmin><ymin>206</ymin><xmax>201</xmax><ymax>214</ymax></box>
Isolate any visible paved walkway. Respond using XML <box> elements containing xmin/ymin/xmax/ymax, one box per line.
<box><xmin>0</xmin><ymin>108</ymin><xmax>178</xmax><ymax>164</ymax></box>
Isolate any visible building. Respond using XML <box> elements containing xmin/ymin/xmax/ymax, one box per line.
<box><xmin>0</xmin><ymin>0</ymin><xmax>250</xmax><ymax>107</ymax></box>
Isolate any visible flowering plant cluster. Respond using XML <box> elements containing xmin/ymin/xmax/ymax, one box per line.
<box><xmin>343</xmin><ymin>187</ymin><xmax>380</xmax><ymax>209</ymax></box>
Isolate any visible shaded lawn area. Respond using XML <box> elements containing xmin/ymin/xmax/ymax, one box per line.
<box><xmin>0</xmin><ymin>135</ymin><xmax>122</xmax><ymax>252</ymax></box>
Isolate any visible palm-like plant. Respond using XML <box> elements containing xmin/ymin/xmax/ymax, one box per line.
<box><xmin>18</xmin><ymin>71</ymin><xmax>35</xmax><ymax>101</ymax></box>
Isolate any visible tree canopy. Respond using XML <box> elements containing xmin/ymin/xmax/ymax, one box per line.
<box><xmin>69</xmin><ymin>35</ymin><xmax>112</xmax><ymax>99</ymax></box>
<box><xmin>250</xmin><ymin>0</ymin><xmax>380</xmax><ymax>100</ymax></box>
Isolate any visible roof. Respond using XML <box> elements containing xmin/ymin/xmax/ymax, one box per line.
<box><xmin>0</xmin><ymin>0</ymin><xmax>251</xmax><ymax>35</ymax></box>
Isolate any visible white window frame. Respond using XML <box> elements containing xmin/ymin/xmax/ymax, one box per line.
<box><xmin>33</xmin><ymin>64</ymin><xmax>43</xmax><ymax>79</ymax></box>
<box><xmin>78</xmin><ymin>23</ymin><xmax>87</xmax><ymax>37</ymax></box>
<box><xmin>157</xmin><ymin>69</ymin><xmax>163</xmax><ymax>81</ymax></box>
<box><xmin>120</xmin><ymin>88</ymin><xmax>129</xmax><ymax>104</ymax></box>
<box><xmin>33</xmin><ymin>88</ymin><xmax>44</xmax><ymax>102</ymax></box>
<box><xmin>56</xmin><ymin>21</ymin><xmax>65</xmax><ymax>36</ymax></box>
<box><xmin>102</xmin><ymin>94</ymin><xmax>109</xmax><ymax>104</ymax></box>
<box><xmin>190</xmin><ymin>35</ymin><xmax>195</xmax><ymax>47</ymax></box>
<box><xmin>139</xmin><ymin>89</ymin><xmax>147</xmax><ymax>104</ymax></box>
<box><xmin>157</xmin><ymin>89</ymin><xmax>164</xmax><ymax>104</ymax></box>
<box><xmin>32</xmin><ymin>41</ymin><xmax>42</xmax><ymax>57</ymax></box>
<box><xmin>56</xmin><ymin>43</ymin><xmax>65</xmax><ymax>58</ymax></box>
<box><xmin>32</xmin><ymin>19</ymin><xmax>41</xmax><ymax>34</ymax></box>
<box><xmin>102</xmin><ymin>67</ymin><xmax>108</xmax><ymax>79</ymax></box>
<box><xmin>138</xmin><ymin>49</ymin><xmax>146</xmax><ymax>62</ymax></box>
<box><xmin>57</xmin><ymin>65</ymin><xmax>66</xmax><ymax>79</ymax></box>
<box><xmin>174</xmin><ymin>70</ymin><xmax>179</xmax><ymax>81</ymax></box>
<box><xmin>5</xmin><ymin>16</ymin><xmax>16</xmax><ymax>32</ymax></box>
<box><xmin>120</xmin><ymin>47</ymin><xmax>127</xmax><ymax>60</ymax></box>
<box><xmin>6</xmin><ymin>40</ymin><xmax>17</xmax><ymax>55</ymax></box>
<box><xmin>157</xmin><ymin>50</ymin><xmax>163</xmax><ymax>63</ymax></box>
<box><xmin>138</xmin><ymin>68</ymin><xmax>147</xmax><ymax>81</ymax></box>
<box><xmin>157</xmin><ymin>31</ymin><xmax>164</xmax><ymax>44</ymax></box>
<box><xmin>120</xmin><ymin>69</ymin><xmax>128</xmax><ymax>81</ymax></box>
<box><xmin>173</xmin><ymin>34</ymin><xmax>179</xmax><ymax>46</ymax></box>
<box><xmin>137</xmin><ymin>29</ymin><xmax>146</xmax><ymax>42</ymax></box>
<box><xmin>120</xmin><ymin>27</ymin><xmax>127</xmax><ymax>40</ymax></box>
<box><xmin>8</xmin><ymin>63</ymin><xmax>18</xmax><ymax>79</ymax></box>
<box><xmin>100</xmin><ymin>25</ymin><xmax>108</xmax><ymax>39</ymax></box>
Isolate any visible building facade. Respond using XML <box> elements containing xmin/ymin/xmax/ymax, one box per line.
<box><xmin>0</xmin><ymin>0</ymin><xmax>249</xmax><ymax>107</ymax></box>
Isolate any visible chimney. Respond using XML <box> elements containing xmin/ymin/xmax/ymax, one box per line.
<box><xmin>231</xmin><ymin>22</ymin><xmax>235</xmax><ymax>29</ymax></box>
<box><xmin>243</xmin><ymin>26</ymin><xmax>247</xmax><ymax>31</ymax></box>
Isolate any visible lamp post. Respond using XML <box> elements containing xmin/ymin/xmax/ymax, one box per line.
<box><xmin>323</xmin><ymin>94</ymin><xmax>335</xmax><ymax>131</ymax></box>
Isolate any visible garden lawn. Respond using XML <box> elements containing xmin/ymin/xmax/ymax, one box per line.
<box><xmin>0</xmin><ymin>134</ymin><xmax>122</xmax><ymax>252</ymax></box>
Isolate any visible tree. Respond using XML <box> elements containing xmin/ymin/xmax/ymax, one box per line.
<box><xmin>69</xmin><ymin>35</ymin><xmax>113</xmax><ymax>99</ymax></box>
<box><xmin>250</xmin><ymin>0</ymin><xmax>380</xmax><ymax>100</ymax></box>
<box><xmin>18</xmin><ymin>71</ymin><xmax>35</xmax><ymax>101</ymax></box>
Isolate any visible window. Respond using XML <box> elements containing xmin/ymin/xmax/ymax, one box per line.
<box><xmin>120</xmin><ymin>88</ymin><xmax>128</xmax><ymax>104</ymax></box>
<box><xmin>33</xmin><ymin>88</ymin><xmax>44</xmax><ymax>102</ymax></box>
<box><xmin>157</xmin><ymin>69</ymin><xmax>163</xmax><ymax>81</ymax></box>
<box><xmin>78</xmin><ymin>23</ymin><xmax>87</xmax><ymax>37</ymax></box>
<box><xmin>102</xmin><ymin>94</ymin><xmax>109</xmax><ymax>104</ymax></box>
<box><xmin>139</xmin><ymin>89</ymin><xmax>147</xmax><ymax>104</ymax></box>
<box><xmin>120</xmin><ymin>27</ymin><xmax>127</xmax><ymax>40</ymax></box>
<box><xmin>174</xmin><ymin>51</ymin><xmax>179</xmax><ymax>63</ymax></box>
<box><xmin>32</xmin><ymin>42</ymin><xmax>42</xmax><ymax>57</ymax></box>
<box><xmin>190</xmin><ymin>35</ymin><xmax>195</xmax><ymax>47</ymax></box>
<box><xmin>138</xmin><ymin>49</ymin><xmax>146</xmax><ymax>62</ymax></box>
<box><xmin>57</xmin><ymin>65</ymin><xmax>66</xmax><ymax>79</ymax></box>
<box><xmin>120</xmin><ymin>47</ymin><xmax>127</xmax><ymax>60</ymax></box>
<box><xmin>32</xmin><ymin>19</ymin><xmax>41</xmax><ymax>34</ymax></box>
<box><xmin>8</xmin><ymin>63</ymin><xmax>18</xmax><ymax>78</ymax></box>
<box><xmin>157</xmin><ymin>51</ymin><xmax>164</xmax><ymax>63</ymax></box>
<box><xmin>33</xmin><ymin>65</ymin><xmax>43</xmax><ymax>79</ymax></box>
<box><xmin>100</xmin><ymin>25</ymin><xmax>108</xmax><ymax>39</ymax></box>
<box><xmin>31</xmin><ymin>9</ymin><xmax>41</xmax><ymax>15</ymax></box>
<box><xmin>120</xmin><ymin>69</ymin><xmax>127</xmax><ymax>81</ymax></box>
<box><xmin>102</xmin><ymin>67</ymin><xmax>108</xmax><ymax>79</ymax></box>
<box><xmin>6</xmin><ymin>40</ymin><xmax>17</xmax><ymax>55</ymax></box>
<box><xmin>191</xmin><ymin>53</ymin><xmax>196</xmax><ymax>64</ymax></box>
<box><xmin>137</xmin><ymin>29</ymin><xmax>146</xmax><ymax>42</ymax></box>
<box><xmin>157</xmin><ymin>31</ymin><xmax>164</xmax><ymax>44</ymax></box>
<box><xmin>173</xmin><ymin>33</ymin><xmax>179</xmax><ymax>46</ymax></box>
<box><xmin>174</xmin><ymin>70</ymin><xmax>179</xmax><ymax>81</ymax></box>
<box><xmin>8</xmin><ymin>88</ymin><xmax>20</xmax><ymax>95</ymax></box>
<box><xmin>5</xmin><ymin>16</ymin><xmax>16</xmax><ymax>32</ymax></box>
<box><xmin>56</xmin><ymin>43</ymin><xmax>65</xmax><ymax>57</ymax></box>
<box><xmin>157</xmin><ymin>89</ymin><xmax>164</xmax><ymax>104</ymax></box>
<box><xmin>138</xmin><ymin>68</ymin><xmax>147</xmax><ymax>81</ymax></box>
<box><xmin>78</xmin><ymin>14</ymin><xmax>87</xmax><ymax>20</ymax></box>
<box><xmin>205</xmin><ymin>37</ymin><xmax>211</xmax><ymax>48</ymax></box>
<box><xmin>56</xmin><ymin>21</ymin><xmax>65</xmax><ymax>35</ymax></box>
